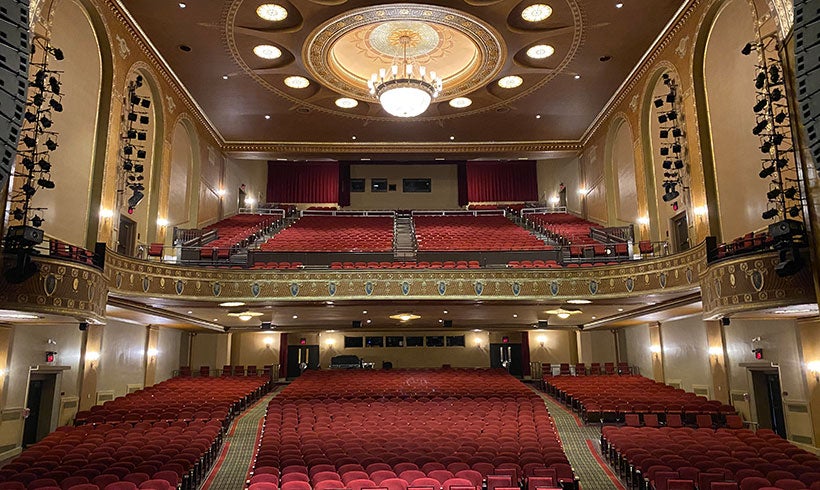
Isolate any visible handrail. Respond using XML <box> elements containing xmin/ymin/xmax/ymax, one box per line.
<box><xmin>521</xmin><ymin>206</ymin><xmax>568</xmax><ymax>215</ymax></box>
<box><xmin>301</xmin><ymin>209</ymin><xmax>396</xmax><ymax>217</ymax></box>
<box><xmin>590</xmin><ymin>225</ymin><xmax>634</xmax><ymax>243</ymax></box>
<box><xmin>239</xmin><ymin>208</ymin><xmax>286</xmax><ymax>218</ymax></box>
<box><xmin>411</xmin><ymin>209</ymin><xmax>505</xmax><ymax>216</ymax></box>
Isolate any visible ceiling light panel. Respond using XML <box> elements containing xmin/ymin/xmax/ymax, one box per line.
<box><xmin>498</xmin><ymin>76</ymin><xmax>523</xmax><ymax>89</ymax></box>
<box><xmin>521</xmin><ymin>4</ymin><xmax>553</xmax><ymax>22</ymax></box>
<box><xmin>256</xmin><ymin>4</ymin><xmax>288</xmax><ymax>21</ymax></box>
<box><xmin>526</xmin><ymin>44</ymin><xmax>555</xmax><ymax>59</ymax></box>
<box><xmin>253</xmin><ymin>44</ymin><xmax>282</xmax><ymax>60</ymax></box>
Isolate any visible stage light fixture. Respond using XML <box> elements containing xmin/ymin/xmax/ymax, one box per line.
<box><xmin>784</xmin><ymin>187</ymin><xmax>798</xmax><ymax>199</ymax></box>
<box><xmin>766</xmin><ymin>188</ymin><xmax>781</xmax><ymax>199</ymax></box>
<box><xmin>130</xmin><ymin>95</ymin><xmax>141</xmax><ymax>105</ymax></box>
<box><xmin>772</xmin><ymin>133</ymin><xmax>784</xmax><ymax>146</ymax></box>
<box><xmin>21</xmin><ymin>183</ymin><xmax>36</xmax><ymax>196</ymax></box>
<box><xmin>50</xmin><ymin>48</ymin><xmax>64</xmax><ymax>60</ymax></box>
<box><xmin>658</xmin><ymin>114</ymin><xmax>667</xmax><ymax>124</ymax></box>
<box><xmin>672</xmin><ymin>128</ymin><xmax>682</xmax><ymax>138</ymax></box>
<box><xmin>127</xmin><ymin>129</ymin><xmax>137</xmax><ymax>139</ymax></box>
<box><xmin>760</xmin><ymin>141</ymin><xmax>772</xmax><ymax>153</ymax></box>
<box><xmin>37</xmin><ymin>178</ymin><xmax>55</xmax><ymax>189</ymax></box>
<box><xmin>37</xmin><ymin>159</ymin><xmax>50</xmax><ymax>172</ymax></box>
<box><xmin>127</xmin><ymin>112</ymin><xmax>137</xmax><ymax>122</ymax></box>
<box><xmin>752</xmin><ymin>119</ymin><xmax>768</xmax><ymax>135</ymax></box>
<box><xmin>753</xmin><ymin>99</ymin><xmax>767</xmax><ymax>113</ymax></box>
<box><xmin>139</xmin><ymin>115</ymin><xmax>149</xmax><ymax>124</ymax></box>
<box><xmin>769</xmin><ymin>66</ymin><xmax>780</xmax><ymax>84</ymax></box>
<box><xmin>134</xmin><ymin>163</ymin><xmax>144</xmax><ymax>173</ymax></box>
<box><xmin>776</xmin><ymin>158</ymin><xmax>788</xmax><ymax>169</ymax></box>
<box><xmin>759</xmin><ymin>165</ymin><xmax>775</xmax><ymax>178</ymax></box>
<box><xmin>660</xmin><ymin>147</ymin><xmax>669</xmax><ymax>156</ymax></box>
<box><xmin>127</xmin><ymin>190</ymin><xmax>144</xmax><ymax>210</ymax></box>
<box><xmin>44</xmin><ymin>139</ymin><xmax>57</xmax><ymax>151</ymax></box>
<box><xmin>123</xmin><ymin>145</ymin><xmax>133</xmax><ymax>155</ymax></box>
<box><xmin>662</xmin><ymin>160</ymin><xmax>673</xmax><ymax>169</ymax></box>
<box><xmin>136</xmin><ymin>149</ymin><xmax>146</xmax><ymax>159</ymax></box>
<box><xmin>770</xmin><ymin>88</ymin><xmax>782</xmax><ymax>101</ymax></box>
<box><xmin>788</xmin><ymin>206</ymin><xmax>800</xmax><ymax>218</ymax></box>
<box><xmin>741</xmin><ymin>42</ymin><xmax>753</xmax><ymax>55</ymax></box>
<box><xmin>660</xmin><ymin>129</ymin><xmax>669</xmax><ymax>138</ymax></box>
<box><xmin>673</xmin><ymin>160</ymin><xmax>684</xmax><ymax>169</ymax></box>
<box><xmin>49</xmin><ymin>77</ymin><xmax>60</xmax><ymax>94</ymax></box>
<box><xmin>135</xmin><ymin>75</ymin><xmax>143</xmax><ymax>87</ymax></box>
<box><xmin>24</xmin><ymin>111</ymin><xmax>36</xmax><ymax>123</ymax></box>
<box><xmin>21</xmin><ymin>157</ymin><xmax>34</xmax><ymax>170</ymax></box>
<box><xmin>31</xmin><ymin>215</ymin><xmax>44</xmax><ymax>227</ymax></box>
<box><xmin>136</xmin><ymin>132</ymin><xmax>147</xmax><ymax>141</ymax></box>
<box><xmin>654</xmin><ymin>98</ymin><xmax>664</xmax><ymax>108</ymax></box>
<box><xmin>49</xmin><ymin>99</ymin><xmax>62</xmax><ymax>112</ymax></box>
<box><xmin>755</xmin><ymin>72</ymin><xmax>766</xmax><ymax>89</ymax></box>
<box><xmin>774</xmin><ymin>111</ymin><xmax>787</xmax><ymax>124</ymax></box>
<box><xmin>122</xmin><ymin>161</ymin><xmax>133</xmax><ymax>171</ymax></box>
<box><xmin>672</xmin><ymin>143</ymin><xmax>681</xmax><ymax>153</ymax></box>
<box><xmin>762</xmin><ymin>208</ymin><xmax>779</xmax><ymax>219</ymax></box>
<box><xmin>40</xmin><ymin>116</ymin><xmax>52</xmax><ymax>129</ymax></box>
<box><xmin>22</xmin><ymin>136</ymin><xmax>36</xmax><ymax>148</ymax></box>
<box><xmin>667</xmin><ymin>110</ymin><xmax>677</xmax><ymax>120</ymax></box>
<box><xmin>662</xmin><ymin>189</ymin><xmax>679</xmax><ymax>202</ymax></box>
<box><xmin>33</xmin><ymin>93</ymin><xmax>44</xmax><ymax>106</ymax></box>
<box><xmin>140</xmin><ymin>99</ymin><xmax>151</xmax><ymax>108</ymax></box>
<box><xmin>12</xmin><ymin>208</ymin><xmax>24</xmax><ymax>220</ymax></box>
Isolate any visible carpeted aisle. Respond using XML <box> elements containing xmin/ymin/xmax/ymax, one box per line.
<box><xmin>532</xmin><ymin>387</ymin><xmax>626</xmax><ymax>490</ymax></box>
<box><xmin>201</xmin><ymin>391</ymin><xmax>278</xmax><ymax>490</ymax></box>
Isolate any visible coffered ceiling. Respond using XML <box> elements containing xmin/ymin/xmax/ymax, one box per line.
<box><xmin>119</xmin><ymin>0</ymin><xmax>687</xmax><ymax>159</ymax></box>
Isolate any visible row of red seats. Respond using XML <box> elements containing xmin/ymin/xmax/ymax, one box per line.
<box><xmin>261</xmin><ymin>216</ymin><xmax>394</xmax><ymax>253</ymax></box>
<box><xmin>526</xmin><ymin>213</ymin><xmax>602</xmax><ymax>246</ymax></box>
<box><xmin>179</xmin><ymin>365</ymin><xmax>276</xmax><ymax>377</ymax></box>
<box><xmin>543</xmin><ymin>362</ymin><xmax>628</xmax><ymax>376</ymax></box>
<box><xmin>507</xmin><ymin>260</ymin><xmax>561</xmax><ymax>269</ymax></box>
<box><xmin>250</xmin><ymin>370</ymin><xmax>576</xmax><ymax>490</ymax></box>
<box><xmin>716</xmin><ymin>231</ymin><xmax>773</xmax><ymax>259</ymax></box>
<box><xmin>413</xmin><ymin>216</ymin><xmax>549</xmax><ymax>252</ymax></box>
<box><xmin>200</xmin><ymin>214</ymin><xmax>279</xmax><ymax>259</ymax></box>
<box><xmin>601</xmin><ymin>426</ymin><xmax>820</xmax><ymax>490</ymax></box>
<box><xmin>251</xmin><ymin>261</ymin><xmax>304</xmax><ymax>270</ymax></box>
<box><xmin>545</xmin><ymin>375</ymin><xmax>735</xmax><ymax>424</ymax></box>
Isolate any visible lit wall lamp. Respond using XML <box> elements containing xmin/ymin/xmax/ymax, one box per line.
<box><xmin>808</xmin><ymin>360</ymin><xmax>820</xmax><ymax>382</ymax></box>
<box><xmin>325</xmin><ymin>338</ymin><xmax>335</xmax><ymax>347</ymax></box>
<box><xmin>0</xmin><ymin>367</ymin><xmax>7</xmax><ymax>377</ymax></box>
<box><xmin>146</xmin><ymin>348</ymin><xmax>158</xmax><ymax>359</ymax></box>
<box><xmin>217</xmin><ymin>188</ymin><xmax>226</xmax><ymax>198</ymax></box>
<box><xmin>577</xmin><ymin>188</ymin><xmax>588</xmax><ymax>196</ymax></box>
<box><xmin>650</xmin><ymin>345</ymin><xmax>661</xmax><ymax>355</ymax></box>
<box><xmin>474</xmin><ymin>336</ymin><xmax>483</xmax><ymax>349</ymax></box>
<box><xmin>536</xmin><ymin>334</ymin><xmax>547</xmax><ymax>347</ymax></box>
<box><xmin>156</xmin><ymin>217</ymin><xmax>168</xmax><ymax>228</ymax></box>
<box><xmin>245</xmin><ymin>197</ymin><xmax>256</xmax><ymax>206</ymax></box>
<box><xmin>86</xmin><ymin>351</ymin><xmax>100</xmax><ymax>369</ymax></box>
<box><xmin>708</xmin><ymin>346</ymin><xmax>723</xmax><ymax>357</ymax></box>
<box><xmin>548</xmin><ymin>196</ymin><xmax>560</xmax><ymax>206</ymax></box>
<box><xmin>693</xmin><ymin>206</ymin><xmax>708</xmax><ymax>222</ymax></box>
<box><xmin>637</xmin><ymin>216</ymin><xmax>650</xmax><ymax>227</ymax></box>
<box><xmin>263</xmin><ymin>336</ymin><xmax>273</xmax><ymax>348</ymax></box>
<box><xmin>99</xmin><ymin>208</ymin><xmax>114</xmax><ymax>220</ymax></box>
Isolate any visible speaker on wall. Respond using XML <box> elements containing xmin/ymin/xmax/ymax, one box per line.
<box><xmin>442</xmin><ymin>320</ymin><xmax>453</xmax><ymax>328</ymax></box>
<box><xmin>351</xmin><ymin>320</ymin><xmax>362</xmax><ymax>328</ymax></box>
<box><xmin>0</xmin><ymin>1</ymin><xmax>30</xmax><ymax>190</ymax></box>
<box><xmin>794</xmin><ymin>0</ymin><xmax>820</xmax><ymax>166</ymax></box>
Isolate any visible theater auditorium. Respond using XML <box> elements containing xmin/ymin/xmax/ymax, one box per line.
<box><xmin>0</xmin><ymin>0</ymin><xmax>818</xmax><ymax>490</ymax></box>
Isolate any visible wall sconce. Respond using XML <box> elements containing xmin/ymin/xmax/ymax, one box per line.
<box><xmin>0</xmin><ymin>368</ymin><xmax>7</xmax><ymax>377</ymax></box>
<box><xmin>637</xmin><ymin>216</ymin><xmax>650</xmax><ymax>226</ymax></box>
<box><xmin>263</xmin><ymin>336</ymin><xmax>273</xmax><ymax>347</ymax></box>
<box><xmin>548</xmin><ymin>196</ymin><xmax>560</xmax><ymax>206</ymax></box>
<box><xmin>577</xmin><ymin>188</ymin><xmax>588</xmax><ymax>196</ymax></box>
<box><xmin>146</xmin><ymin>348</ymin><xmax>158</xmax><ymax>358</ymax></box>
<box><xmin>99</xmin><ymin>208</ymin><xmax>114</xmax><ymax>220</ymax></box>
<box><xmin>217</xmin><ymin>188</ymin><xmax>226</xmax><ymax>197</ymax></box>
<box><xmin>650</xmin><ymin>345</ymin><xmax>661</xmax><ymax>355</ymax></box>
<box><xmin>708</xmin><ymin>346</ymin><xmax>723</xmax><ymax>357</ymax></box>
<box><xmin>473</xmin><ymin>336</ymin><xmax>482</xmax><ymax>348</ymax></box>
<box><xmin>245</xmin><ymin>197</ymin><xmax>256</xmax><ymax>206</ymax></box>
<box><xmin>693</xmin><ymin>206</ymin><xmax>708</xmax><ymax>222</ymax></box>
<box><xmin>325</xmin><ymin>338</ymin><xmax>335</xmax><ymax>347</ymax></box>
<box><xmin>156</xmin><ymin>217</ymin><xmax>168</xmax><ymax>228</ymax></box>
<box><xmin>86</xmin><ymin>351</ymin><xmax>100</xmax><ymax>369</ymax></box>
<box><xmin>536</xmin><ymin>334</ymin><xmax>547</xmax><ymax>347</ymax></box>
<box><xmin>807</xmin><ymin>360</ymin><xmax>820</xmax><ymax>382</ymax></box>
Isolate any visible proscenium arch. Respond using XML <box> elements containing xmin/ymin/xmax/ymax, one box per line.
<box><xmin>603</xmin><ymin>113</ymin><xmax>636</xmax><ymax>226</ymax></box>
<box><xmin>640</xmin><ymin>64</ymin><xmax>679</xmax><ymax>243</ymax></box>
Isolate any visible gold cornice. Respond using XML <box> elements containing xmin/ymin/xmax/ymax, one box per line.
<box><xmin>222</xmin><ymin>140</ymin><xmax>584</xmax><ymax>156</ymax></box>
<box><xmin>0</xmin><ymin>256</ymin><xmax>108</xmax><ymax>324</ymax></box>
<box><xmin>700</xmin><ymin>250</ymin><xmax>816</xmax><ymax>320</ymax></box>
<box><xmin>580</xmin><ymin>0</ymin><xmax>701</xmax><ymax>146</ymax></box>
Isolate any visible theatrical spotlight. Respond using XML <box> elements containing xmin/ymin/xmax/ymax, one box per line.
<box><xmin>774</xmin><ymin>111</ymin><xmax>787</xmax><ymax>124</ymax></box>
<box><xmin>772</xmin><ymin>133</ymin><xmax>785</xmax><ymax>146</ymax></box>
<box><xmin>769</xmin><ymin>65</ymin><xmax>780</xmax><ymax>84</ymax></box>
<box><xmin>660</xmin><ymin>147</ymin><xmax>670</xmax><ymax>156</ymax></box>
<box><xmin>40</xmin><ymin>116</ymin><xmax>52</xmax><ymax>128</ymax></box>
<box><xmin>755</xmin><ymin>72</ymin><xmax>766</xmax><ymax>89</ymax></box>
<box><xmin>20</xmin><ymin>157</ymin><xmax>34</xmax><ymax>170</ymax></box>
<box><xmin>788</xmin><ymin>206</ymin><xmax>800</xmax><ymax>218</ymax></box>
<box><xmin>658</xmin><ymin>114</ymin><xmax>668</xmax><ymax>124</ymax></box>
<box><xmin>673</xmin><ymin>159</ymin><xmax>684</xmax><ymax>169</ymax></box>
<box><xmin>776</xmin><ymin>157</ymin><xmax>788</xmax><ymax>169</ymax></box>
<box><xmin>22</xmin><ymin>136</ymin><xmax>36</xmax><ymax>148</ymax></box>
<box><xmin>784</xmin><ymin>187</ymin><xmax>798</xmax><ymax>199</ymax></box>
<box><xmin>766</xmin><ymin>188</ymin><xmax>781</xmax><ymax>200</ymax></box>
<box><xmin>770</xmin><ymin>88</ymin><xmax>782</xmax><ymax>101</ymax></box>
<box><xmin>753</xmin><ymin>99</ymin><xmax>767</xmax><ymax>113</ymax></box>
<box><xmin>671</xmin><ymin>143</ymin><xmax>681</xmax><ymax>154</ymax></box>
<box><xmin>139</xmin><ymin>115</ymin><xmax>149</xmax><ymax>125</ymax></box>
<box><xmin>30</xmin><ymin>215</ymin><xmax>44</xmax><ymax>227</ymax></box>
<box><xmin>752</xmin><ymin>119</ymin><xmax>768</xmax><ymax>135</ymax></box>
<box><xmin>672</xmin><ymin>128</ymin><xmax>682</xmax><ymax>138</ymax></box>
<box><xmin>662</xmin><ymin>160</ymin><xmax>673</xmax><ymax>170</ymax></box>
<box><xmin>741</xmin><ymin>42</ymin><xmax>754</xmax><ymax>55</ymax></box>
<box><xmin>761</xmin><ymin>208</ymin><xmax>779</xmax><ymax>219</ymax></box>
<box><xmin>37</xmin><ymin>159</ymin><xmax>51</xmax><ymax>172</ymax></box>
<box><xmin>136</xmin><ymin>150</ymin><xmax>146</xmax><ymax>159</ymax></box>
<box><xmin>760</xmin><ymin>141</ymin><xmax>772</xmax><ymax>153</ymax></box>
<box><xmin>37</xmin><ymin>178</ymin><xmax>55</xmax><ymax>189</ymax></box>
<box><xmin>134</xmin><ymin>164</ymin><xmax>144</xmax><ymax>173</ymax></box>
<box><xmin>49</xmin><ymin>99</ymin><xmax>63</xmax><ymax>112</ymax></box>
<box><xmin>659</xmin><ymin>129</ymin><xmax>669</xmax><ymax>139</ymax></box>
<box><xmin>654</xmin><ymin>98</ymin><xmax>664</xmax><ymax>108</ymax></box>
<box><xmin>666</xmin><ymin>110</ymin><xmax>677</xmax><ymax>120</ymax></box>
<box><xmin>759</xmin><ymin>165</ymin><xmax>775</xmax><ymax>179</ymax></box>
<box><xmin>23</xmin><ymin>111</ymin><xmax>36</xmax><ymax>123</ymax></box>
<box><xmin>44</xmin><ymin>139</ymin><xmax>58</xmax><ymax>151</ymax></box>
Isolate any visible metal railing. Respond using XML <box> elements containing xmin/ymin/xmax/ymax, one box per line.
<box><xmin>301</xmin><ymin>209</ymin><xmax>396</xmax><ymax>217</ymax></box>
<box><xmin>411</xmin><ymin>209</ymin><xmax>505</xmax><ymax>216</ymax></box>
<box><xmin>520</xmin><ymin>206</ymin><xmax>568</xmax><ymax>216</ymax></box>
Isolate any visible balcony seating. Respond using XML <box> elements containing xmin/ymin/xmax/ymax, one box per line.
<box><xmin>526</xmin><ymin>213</ymin><xmax>602</xmax><ymax>247</ymax></box>
<box><xmin>261</xmin><ymin>216</ymin><xmax>394</xmax><ymax>252</ymax></box>
<box><xmin>413</xmin><ymin>216</ymin><xmax>549</xmax><ymax>251</ymax></box>
<box><xmin>199</xmin><ymin>214</ymin><xmax>278</xmax><ymax>259</ymax></box>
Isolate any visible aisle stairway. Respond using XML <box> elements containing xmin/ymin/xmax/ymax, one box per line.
<box><xmin>393</xmin><ymin>213</ymin><xmax>417</xmax><ymax>260</ymax></box>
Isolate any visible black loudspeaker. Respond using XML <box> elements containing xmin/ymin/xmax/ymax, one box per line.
<box><xmin>775</xmin><ymin>245</ymin><xmax>804</xmax><ymax>277</ymax></box>
<box><xmin>0</xmin><ymin>2</ymin><xmax>30</xmax><ymax>190</ymax></box>
<box><xmin>768</xmin><ymin>219</ymin><xmax>804</xmax><ymax>241</ymax></box>
<box><xmin>721</xmin><ymin>317</ymin><xmax>731</xmax><ymax>326</ymax></box>
<box><xmin>795</xmin><ymin>0</ymin><xmax>820</xmax><ymax>166</ymax></box>
<box><xmin>79</xmin><ymin>322</ymin><xmax>88</xmax><ymax>331</ymax></box>
<box><xmin>351</xmin><ymin>320</ymin><xmax>362</xmax><ymax>328</ymax></box>
<box><xmin>538</xmin><ymin>320</ymin><xmax>549</xmax><ymax>329</ymax></box>
<box><xmin>442</xmin><ymin>320</ymin><xmax>453</xmax><ymax>328</ymax></box>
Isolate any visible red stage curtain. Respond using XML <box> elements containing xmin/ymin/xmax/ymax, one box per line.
<box><xmin>267</xmin><ymin>161</ymin><xmax>339</xmax><ymax>203</ymax></box>
<box><xmin>466</xmin><ymin>161</ymin><xmax>538</xmax><ymax>202</ymax></box>
<box><xmin>279</xmin><ymin>333</ymin><xmax>288</xmax><ymax>379</ymax></box>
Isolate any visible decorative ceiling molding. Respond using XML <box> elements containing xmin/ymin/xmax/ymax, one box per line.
<box><xmin>221</xmin><ymin>140</ymin><xmax>584</xmax><ymax>156</ymax></box>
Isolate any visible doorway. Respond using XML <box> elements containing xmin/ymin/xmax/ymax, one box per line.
<box><xmin>286</xmin><ymin>344</ymin><xmax>319</xmax><ymax>380</ymax></box>
<box><xmin>238</xmin><ymin>187</ymin><xmax>247</xmax><ymax>209</ymax></box>
<box><xmin>671</xmin><ymin>212</ymin><xmax>690</xmax><ymax>252</ymax></box>
<box><xmin>489</xmin><ymin>343</ymin><xmax>523</xmax><ymax>377</ymax></box>
<box><xmin>751</xmin><ymin>369</ymin><xmax>787</xmax><ymax>438</ymax></box>
<box><xmin>117</xmin><ymin>215</ymin><xmax>137</xmax><ymax>256</ymax></box>
<box><xmin>23</xmin><ymin>373</ymin><xmax>57</xmax><ymax>447</ymax></box>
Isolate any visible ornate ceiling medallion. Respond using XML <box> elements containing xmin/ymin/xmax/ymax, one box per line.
<box><xmin>303</xmin><ymin>4</ymin><xmax>506</xmax><ymax>106</ymax></box>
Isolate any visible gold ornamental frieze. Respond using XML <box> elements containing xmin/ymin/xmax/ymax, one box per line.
<box><xmin>0</xmin><ymin>254</ymin><xmax>108</xmax><ymax>323</ymax></box>
<box><xmin>700</xmin><ymin>251</ymin><xmax>815</xmax><ymax>320</ymax></box>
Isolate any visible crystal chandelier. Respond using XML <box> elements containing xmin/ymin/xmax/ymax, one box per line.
<box><xmin>367</xmin><ymin>35</ymin><xmax>442</xmax><ymax>118</ymax></box>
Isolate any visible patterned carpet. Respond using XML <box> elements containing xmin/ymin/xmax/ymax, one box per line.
<box><xmin>531</xmin><ymin>387</ymin><xmax>626</xmax><ymax>490</ymax></box>
<box><xmin>201</xmin><ymin>391</ymin><xmax>279</xmax><ymax>490</ymax></box>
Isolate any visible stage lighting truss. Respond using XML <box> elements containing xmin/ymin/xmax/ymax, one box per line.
<box><xmin>118</xmin><ymin>75</ymin><xmax>152</xmax><ymax>213</ymax></box>
<box><xmin>744</xmin><ymin>36</ymin><xmax>804</xmax><ymax>224</ymax></box>
<box><xmin>9</xmin><ymin>39</ymin><xmax>65</xmax><ymax>233</ymax></box>
<box><xmin>655</xmin><ymin>73</ymin><xmax>690</xmax><ymax>209</ymax></box>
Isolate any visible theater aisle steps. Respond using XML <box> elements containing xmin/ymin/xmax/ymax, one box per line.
<box><xmin>532</xmin><ymin>388</ymin><xmax>625</xmax><ymax>490</ymax></box>
<box><xmin>202</xmin><ymin>391</ymin><xmax>280</xmax><ymax>490</ymax></box>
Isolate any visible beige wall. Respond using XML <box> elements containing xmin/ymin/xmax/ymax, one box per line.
<box><xmin>611</xmin><ymin>121</ymin><xmax>639</xmax><ymax>224</ymax></box>
<box><xmin>190</xmin><ymin>333</ymin><xmax>232</xmax><ymax>371</ymax></box>
<box><xmin>230</xmin><ymin>331</ymin><xmax>280</xmax><ymax>370</ymax></box>
<box><xmin>582</xmin><ymin>145</ymin><xmax>607</xmax><ymax>224</ymax></box>
<box><xmin>528</xmin><ymin>330</ymin><xmax>575</xmax><ymax>364</ymax></box>
<box><xmin>536</xmin><ymin>157</ymin><xmax>582</xmax><ymax>214</ymax></box>
<box><xmin>97</xmin><ymin>321</ymin><xmax>148</xmax><ymax>397</ymax></box>
<box><xmin>168</xmin><ymin>122</ymin><xmax>193</xmax><ymax>227</ymax></box>
<box><xmin>657</xmin><ymin>316</ymin><xmax>712</xmax><ymax>393</ymax></box>
<box><xmin>623</xmin><ymin>324</ymin><xmax>653</xmax><ymax>377</ymax></box>
<box><xmin>34</xmin><ymin>0</ymin><xmax>101</xmax><ymax>245</ymax></box>
<box><xmin>348</xmin><ymin>164</ymin><xmax>459</xmax><ymax>210</ymax></box>
<box><xmin>155</xmin><ymin>327</ymin><xmax>183</xmax><ymax>383</ymax></box>
<box><xmin>704</xmin><ymin>0</ymin><xmax>769</xmax><ymax>240</ymax></box>
<box><xmin>317</xmin><ymin>330</ymin><xmax>490</xmax><ymax>369</ymax></box>
<box><xmin>221</xmin><ymin>158</ymin><xmax>268</xmax><ymax>220</ymax></box>
<box><xmin>577</xmin><ymin>330</ymin><xmax>617</xmax><ymax>364</ymax></box>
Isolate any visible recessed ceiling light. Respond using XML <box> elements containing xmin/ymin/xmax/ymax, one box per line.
<box><xmin>292</xmin><ymin>315</ymin><xmax>298</xmax><ymax>319</ymax></box>
<box><xmin>325</xmin><ymin>301</ymin><xmax>334</xmax><ymax>305</ymax></box>
<box><xmin>443</xmin><ymin>310</ymin><xmax>448</xmax><ymax>314</ymax></box>
<box><xmin>567</xmin><ymin>299</ymin><xmax>591</xmax><ymax>304</ymax></box>
<box><xmin>187</xmin><ymin>310</ymin><xmax>193</xmax><ymax>314</ymax></box>
<box><xmin>439</xmin><ymin>319</ymin><xmax>444</xmax><ymax>323</ymax></box>
<box><xmin>362</xmin><ymin>310</ymin><xmax>368</xmax><ymax>314</ymax></box>
<box><xmin>574</xmin><ymin>74</ymin><xmax>581</xmax><ymax>79</ymax></box>
<box><xmin>284</xmin><ymin>76</ymin><xmax>309</xmax><ymax>89</ymax></box>
<box><xmin>178</xmin><ymin>3</ymin><xmax>186</xmax><ymax>8</ymax></box>
<box><xmin>498</xmin><ymin>75</ymin><xmax>523</xmax><ymax>89</ymax></box>
<box><xmin>513</xmin><ymin>314</ymin><xmax>518</xmax><ymax>318</ymax></box>
<box><xmin>351</xmin><ymin>136</ymin><xmax>356</xmax><ymax>140</ymax></box>
<box><xmin>618</xmin><ymin>308</ymin><xmax>624</xmax><ymax>312</ymax></box>
<box><xmin>222</xmin><ymin>75</ymin><xmax>228</xmax><ymax>80</ymax></box>
<box><xmin>228</xmin><ymin>311</ymin><xmax>263</xmax><ymax>321</ymax></box>
<box><xmin>264</xmin><ymin>115</ymin><xmax>271</xmax><ymax>120</ymax></box>
<box><xmin>546</xmin><ymin>308</ymin><xmax>581</xmax><ymax>319</ymax></box>
<box><xmin>522</xmin><ymin>4</ymin><xmax>553</xmax><ymax>22</ymax></box>
<box><xmin>219</xmin><ymin>301</ymin><xmax>246</xmax><ymax>307</ymax></box>
<box><xmin>615</xmin><ymin>2</ymin><xmax>624</xmax><ymax>8</ymax></box>
<box><xmin>591</xmin><ymin>316</ymin><xmax>597</xmax><ymax>319</ymax></box>
<box><xmin>256</xmin><ymin>4</ymin><xmax>288</xmax><ymax>21</ymax></box>
<box><xmin>366</xmin><ymin>319</ymin><xmax>372</xmax><ymax>324</ymax></box>
<box><xmin>390</xmin><ymin>313</ymin><xmax>421</xmax><ymax>322</ymax></box>
<box><xmin>213</xmin><ymin>318</ymin><xmax>219</xmax><ymax>322</ymax></box>
<box><xmin>449</xmin><ymin>135</ymin><xmax>455</xmax><ymax>140</ymax></box>
<box><xmin>527</xmin><ymin>44</ymin><xmax>555</xmax><ymax>59</ymax></box>
<box><xmin>449</xmin><ymin>97</ymin><xmax>472</xmax><ymax>108</ymax></box>
<box><xmin>536</xmin><ymin>114</ymin><xmax>541</xmax><ymax>119</ymax></box>
<box><xmin>335</xmin><ymin>98</ymin><xmax>358</xmax><ymax>109</ymax></box>
<box><xmin>253</xmin><ymin>44</ymin><xmax>282</xmax><ymax>60</ymax></box>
